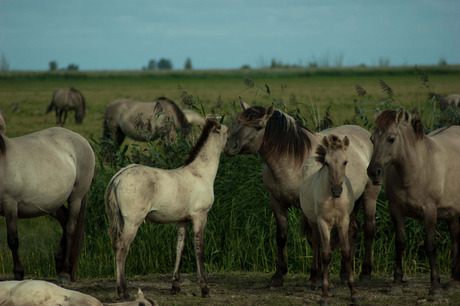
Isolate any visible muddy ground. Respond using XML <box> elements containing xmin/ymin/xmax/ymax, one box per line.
<box><xmin>52</xmin><ymin>272</ymin><xmax>460</xmax><ymax>305</ymax></box>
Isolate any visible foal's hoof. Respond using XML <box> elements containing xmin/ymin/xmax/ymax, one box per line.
<box><xmin>171</xmin><ymin>285</ymin><xmax>181</xmax><ymax>295</ymax></box>
<box><xmin>201</xmin><ymin>286</ymin><xmax>210</xmax><ymax>298</ymax></box>
<box><xmin>270</xmin><ymin>274</ymin><xmax>284</xmax><ymax>287</ymax></box>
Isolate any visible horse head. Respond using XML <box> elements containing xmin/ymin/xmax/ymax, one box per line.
<box><xmin>316</xmin><ymin>134</ymin><xmax>349</xmax><ymax>198</ymax></box>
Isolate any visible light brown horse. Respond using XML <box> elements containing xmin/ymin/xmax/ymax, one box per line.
<box><xmin>367</xmin><ymin>108</ymin><xmax>460</xmax><ymax>299</ymax></box>
<box><xmin>101</xmin><ymin>97</ymin><xmax>190</xmax><ymax>160</ymax></box>
<box><xmin>46</xmin><ymin>87</ymin><xmax>86</xmax><ymax>125</ymax></box>
<box><xmin>105</xmin><ymin>118</ymin><xmax>228</xmax><ymax>299</ymax></box>
<box><xmin>224</xmin><ymin>99</ymin><xmax>380</xmax><ymax>287</ymax></box>
<box><xmin>0</xmin><ymin>113</ymin><xmax>95</xmax><ymax>282</ymax></box>
<box><xmin>300</xmin><ymin>135</ymin><xmax>365</xmax><ymax>304</ymax></box>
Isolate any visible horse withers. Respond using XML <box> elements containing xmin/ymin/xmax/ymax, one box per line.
<box><xmin>0</xmin><ymin>113</ymin><xmax>95</xmax><ymax>282</ymax></box>
<box><xmin>46</xmin><ymin>87</ymin><xmax>86</xmax><ymax>125</ymax></box>
<box><xmin>105</xmin><ymin>118</ymin><xmax>228</xmax><ymax>299</ymax></box>
<box><xmin>300</xmin><ymin>135</ymin><xmax>365</xmax><ymax>304</ymax></box>
<box><xmin>367</xmin><ymin>108</ymin><xmax>460</xmax><ymax>299</ymax></box>
<box><xmin>224</xmin><ymin>98</ymin><xmax>380</xmax><ymax>287</ymax></box>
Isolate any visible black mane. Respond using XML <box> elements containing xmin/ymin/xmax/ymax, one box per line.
<box><xmin>184</xmin><ymin>118</ymin><xmax>219</xmax><ymax>165</ymax></box>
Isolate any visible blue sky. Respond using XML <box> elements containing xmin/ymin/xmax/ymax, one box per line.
<box><xmin>0</xmin><ymin>0</ymin><xmax>459</xmax><ymax>70</ymax></box>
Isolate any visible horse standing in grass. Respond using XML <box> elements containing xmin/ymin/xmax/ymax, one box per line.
<box><xmin>224</xmin><ymin>99</ymin><xmax>380</xmax><ymax>287</ymax></box>
<box><xmin>105</xmin><ymin>118</ymin><xmax>228</xmax><ymax>299</ymax></box>
<box><xmin>101</xmin><ymin>97</ymin><xmax>191</xmax><ymax>161</ymax></box>
<box><xmin>0</xmin><ymin>113</ymin><xmax>95</xmax><ymax>282</ymax></box>
<box><xmin>367</xmin><ymin>108</ymin><xmax>460</xmax><ymax>299</ymax></box>
<box><xmin>300</xmin><ymin>135</ymin><xmax>363</xmax><ymax>304</ymax></box>
<box><xmin>46</xmin><ymin>87</ymin><xmax>86</xmax><ymax>125</ymax></box>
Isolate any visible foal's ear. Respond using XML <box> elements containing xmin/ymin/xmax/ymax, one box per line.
<box><xmin>239</xmin><ymin>97</ymin><xmax>251</xmax><ymax>111</ymax></box>
<box><xmin>395</xmin><ymin>108</ymin><xmax>408</xmax><ymax>125</ymax></box>
<box><xmin>342</xmin><ymin>136</ymin><xmax>350</xmax><ymax>150</ymax></box>
<box><xmin>321</xmin><ymin>136</ymin><xmax>330</xmax><ymax>149</ymax></box>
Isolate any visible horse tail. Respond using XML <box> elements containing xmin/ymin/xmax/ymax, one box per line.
<box><xmin>105</xmin><ymin>178</ymin><xmax>124</xmax><ymax>245</ymax></box>
<box><xmin>70</xmin><ymin>193</ymin><xmax>87</xmax><ymax>281</ymax></box>
<box><xmin>74</xmin><ymin>89</ymin><xmax>86</xmax><ymax>124</ymax></box>
<box><xmin>45</xmin><ymin>99</ymin><xmax>55</xmax><ymax>114</ymax></box>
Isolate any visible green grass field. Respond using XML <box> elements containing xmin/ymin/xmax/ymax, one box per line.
<box><xmin>0</xmin><ymin>66</ymin><xmax>460</xmax><ymax>281</ymax></box>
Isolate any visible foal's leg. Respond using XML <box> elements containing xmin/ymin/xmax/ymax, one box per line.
<box><xmin>192</xmin><ymin>214</ymin><xmax>210</xmax><ymax>297</ymax></box>
<box><xmin>360</xmin><ymin>182</ymin><xmax>379</xmax><ymax>282</ymax></box>
<box><xmin>270</xmin><ymin>200</ymin><xmax>289</xmax><ymax>287</ymax></box>
<box><xmin>338</xmin><ymin>219</ymin><xmax>361</xmax><ymax>304</ymax></box>
<box><xmin>318</xmin><ymin>220</ymin><xmax>333</xmax><ymax>305</ymax></box>
<box><xmin>424</xmin><ymin>210</ymin><xmax>442</xmax><ymax>299</ymax></box>
<box><xmin>172</xmin><ymin>221</ymin><xmax>188</xmax><ymax>294</ymax></box>
<box><xmin>5</xmin><ymin>206</ymin><xmax>24</xmax><ymax>280</ymax></box>
<box><xmin>306</xmin><ymin>222</ymin><xmax>321</xmax><ymax>290</ymax></box>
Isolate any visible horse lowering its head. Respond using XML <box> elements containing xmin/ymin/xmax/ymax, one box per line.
<box><xmin>105</xmin><ymin>118</ymin><xmax>228</xmax><ymax>299</ymax></box>
<box><xmin>316</xmin><ymin>135</ymin><xmax>350</xmax><ymax>198</ymax></box>
<box><xmin>101</xmin><ymin>97</ymin><xmax>191</xmax><ymax>161</ymax></box>
<box><xmin>0</xmin><ymin>113</ymin><xmax>95</xmax><ymax>282</ymax></box>
<box><xmin>46</xmin><ymin>87</ymin><xmax>86</xmax><ymax>125</ymax></box>
<box><xmin>367</xmin><ymin>108</ymin><xmax>460</xmax><ymax>298</ymax></box>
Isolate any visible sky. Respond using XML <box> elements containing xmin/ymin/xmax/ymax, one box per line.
<box><xmin>0</xmin><ymin>0</ymin><xmax>459</xmax><ymax>71</ymax></box>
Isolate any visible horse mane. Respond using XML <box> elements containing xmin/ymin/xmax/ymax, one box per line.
<box><xmin>0</xmin><ymin>135</ymin><xmax>6</xmax><ymax>157</ymax></box>
<box><xmin>184</xmin><ymin>118</ymin><xmax>219</xmax><ymax>165</ymax></box>
<box><xmin>315</xmin><ymin>135</ymin><xmax>344</xmax><ymax>164</ymax></box>
<box><xmin>156</xmin><ymin>97</ymin><xmax>190</xmax><ymax>128</ymax></box>
<box><xmin>240</xmin><ymin>106</ymin><xmax>312</xmax><ymax>166</ymax></box>
<box><xmin>375</xmin><ymin>109</ymin><xmax>424</xmax><ymax>140</ymax></box>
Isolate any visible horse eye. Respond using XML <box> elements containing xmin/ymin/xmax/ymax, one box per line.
<box><xmin>388</xmin><ymin>137</ymin><xmax>395</xmax><ymax>144</ymax></box>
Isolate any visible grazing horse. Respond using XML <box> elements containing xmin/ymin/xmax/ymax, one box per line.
<box><xmin>0</xmin><ymin>113</ymin><xmax>95</xmax><ymax>282</ymax></box>
<box><xmin>105</xmin><ymin>118</ymin><xmax>228</xmax><ymax>299</ymax></box>
<box><xmin>46</xmin><ymin>87</ymin><xmax>86</xmax><ymax>125</ymax></box>
<box><xmin>300</xmin><ymin>135</ymin><xmax>364</xmax><ymax>304</ymax></box>
<box><xmin>0</xmin><ymin>280</ymin><xmax>156</xmax><ymax>306</ymax></box>
<box><xmin>224</xmin><ymin>99</ymin><xmax>380</xmax><ymax>287</ymax></box>
<box><xmin>367</xmin><ymin>108</ymin><xmax>460</xmax><ymax>299</ymax></box>
<box><xmin>445</xmin><ymin>94</ymin><xmax>460</xmax><ymax>109</ymax></box>
<box><xmin>101</xmin><ymin>97</ymin><xmax>190</xmax><ymax>161</ymax></box>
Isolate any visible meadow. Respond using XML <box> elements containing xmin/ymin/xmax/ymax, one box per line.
<box><xmin>1</xmin><ymin>66</ymin><xmax>460</xmax><ymax>287</ymax></box>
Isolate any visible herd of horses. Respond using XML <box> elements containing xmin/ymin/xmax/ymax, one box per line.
<box><xmin>1</xmin><ymin>86</ymin><xmax>460</xmax><ymax>304</ymax></box>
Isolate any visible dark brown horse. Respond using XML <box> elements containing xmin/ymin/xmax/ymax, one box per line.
<box><xmin>101</xmin><ymin>97</ymin><xmax>191</xmax><ymax>161</ymax></box>
<box><xmin>367</xmin><ymin>108</ymin><xmax>460</xmax><ymax>299</ymax></box>
<box><xmin>224</xmin><ymin>99</ymin><xmax>380</xmax><ymax>287</ymax></box>
<box><xmin>46</xmin><ymin>87</ymin><xmax>86</xmax><ymax>125</ymax></box>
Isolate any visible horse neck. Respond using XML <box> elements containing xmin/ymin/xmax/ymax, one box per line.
<box><xmin>393</xmin><ymin>131</ymin><xmax>431</xmax><ymax>180</ymax></box>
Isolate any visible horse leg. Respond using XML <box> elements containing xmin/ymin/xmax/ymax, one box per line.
<box><xmin>339</xmin><ymin>208</ymin><xmax>359</xmax><ymax>283</ymax></box>
<box><xmin>172</xmin><ymin>221</ymin><xmax>188</xmax><ymax>294</ymax></box>
<box><xmin>114</xmin><ymin>223</ymin><xmax>138</xmax><ymax>300</ymax></box>
<box><xmin>192</xmin><ymin>214</ymin><xmax>209</xmax><ymax>297</ymax></box>
<box><xmin>338</xmin><ymin>219</ymin><xmax>361</xmax><ymax>304</ymax></box>
<box><xmin>360</xmin><ymin>182</ymin><xmax>379</xmax><ymax>282</ymax></box>
<box><xmin>55</xmin><ymin>109</ymin><xmax>61</xmax><ymax>125</ymax></box>
<box><xmin>270</xmin><ymin>201</ymin><xmax>288</xmax><ymax>287</ymax></box>
<box><xmin>61</xmin><ymin>110</ymin><xmax>68</xmax><ymax>126</ymax></box>
<box><xmin>306</xmin><ymin>222</ymin><xmax>321</xmax><ymax>290</ymax></box>
<box><xmin>447</xmin><ymin>217</ymin><xmax>460</xmax><ymax>291</ymax></box>
<box><xmin>318</xmin><ymin>219</ymin><xmax>332</xmax><ymax>305</ymax></box>
<box><xmin>424</xmin><ymin>211</ymin><xmax>442</xmax><ymax>299</ymax></box>
<box><xmin>5</xmin><ymin>206</ymin><xmax>24</xmax><ymax>280</ymax></box>
<box><xmin>389</xmin><ymin>207</ymin><xmax>405</xmax><ymax>295</ymax></box>
<box><xmin>50</xmin><ymin>205</ymin><xmax>68</xmax><ymax>276</ymax></box>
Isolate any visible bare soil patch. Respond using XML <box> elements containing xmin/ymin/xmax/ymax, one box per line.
<box><xmin>51</xmin><ymin>272</ymin><xmax>460</xmax><ymax>305</ymax></box>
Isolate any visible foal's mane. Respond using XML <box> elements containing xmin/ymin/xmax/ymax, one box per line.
<box><xmin>184</xmin><ymin>118</ymin><xmax>219</xmax><ymax>165</ymax></box>
<box><xmin>375</xmin><ymin>109</ymin><xmax>424</xmax><ymax>139</ymax></box>
<box><xmin>315</xmin><ymin>135</ymin><xmax>344</xmax><ymax>164</ymax></box>
<box><xmin>239</xmin><ymin>106</ymin><xmax>313</xmax><ymax>166</ymax></box>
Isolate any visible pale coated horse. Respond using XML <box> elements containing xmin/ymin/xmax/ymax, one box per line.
<box><xmin>101</xmin><ymin>97</ymin><xmax>191</xmax><ymax>161</ymax></box>
<box><xmin>444</xmin><ymin>94</ymin><xmax>460</xmax><ymax>109</ymax></box>
<box><xmin>0</xmin><ymin>280</ymin><xmax>156</xmax><ymax>306</ymax></box>
<box><xmin>367</xmin><ymin>108</ymin><xmax>460</xmax><ymax>299</ymax></box>
<box><xmin>105</xmin><ymin>118</ymin><xmax>228</xmax><ymax>299</ymax></box>
<box><xmin>300</xmin><ymin>135</ymin><xmax>364</xmax><ymax>304</ymax></box>
<box><xmin>46</xmin><ymin>87</ymin><xmax>86</xmax><ymax>125</ymax></box>
<box><xmin>224</xmin><ymin>99</ymin><xmax>380</xmax><ymax>287</ymax></box>
<box><xmin>0</xmin><ymin>113</ymin><xmax>95</xmax><ymax>282</ymax></box>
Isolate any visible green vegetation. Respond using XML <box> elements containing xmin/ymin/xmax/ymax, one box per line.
<box><xmin>0</xmin><ymin>66</ymin><xmax>460</xmax><ymax>281</ymax></box>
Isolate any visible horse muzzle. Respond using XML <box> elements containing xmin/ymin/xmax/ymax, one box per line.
<box><xmin>331</xmin><ymin>185</ymin><xmax>343</xmax><ymax>198</ymax></box>
<box><xmin>224</xmin><ymin>139</ymin><xmax>240</xmax><ymax>156</ymax></box>
<box><xmin>367</xmin><ymin>166</ymin><xmax>384</xmax><ymax>186</ymax></box>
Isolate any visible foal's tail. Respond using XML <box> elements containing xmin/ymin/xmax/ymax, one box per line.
<box><xmin>70</xmin><ymin>194</ymin><xmax>87</xmax><ymax>281</ymax></box>
<box><xmin>105</xmin><ymin>178</ymin><xmax>124</xmax><ymax>245</ymax></box>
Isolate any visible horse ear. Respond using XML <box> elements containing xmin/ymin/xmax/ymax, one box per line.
<box><xmin>374</xmin><ymin>109</ymin><xmax>381</xmax><ymax>119</ymax></box>
<box><xmin>343</xmin><ymin>136</ymin><xmax>350</xmax><ymax>150</ymax></box>
<box><xmin>395</xmin><ymin>108</ymin><xmax>407</xmax><ymax>125</ymax></box>
<box><xmin>265</xmin><ymin>103</ymin><xmax>275</xmax><ymax>118</ymax></box>
<box><xmin>0</xmin><ymin>111</ymin><xmax>5</xmax><ymax>135</ymax></box>
<box><xmin>321</xmin><ymin>136</ymin><xmax>330</xmax><ymax>149</ymax></box>
<box><xmin>239</xmin><ymin>97</ymin><xmax>250</xmax><ymax>111</ymax></box>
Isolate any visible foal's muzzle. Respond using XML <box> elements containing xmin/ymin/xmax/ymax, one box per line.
<box><xmin>331</xmin><ymin>185</ymin><xmax>343</xmax><ymax>198</ymax></box>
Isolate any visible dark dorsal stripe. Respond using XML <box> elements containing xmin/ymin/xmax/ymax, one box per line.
<box><xmin>184</xmin><ymin>118</ymin><xmax>219</xmax><ymax>165</ymax></box>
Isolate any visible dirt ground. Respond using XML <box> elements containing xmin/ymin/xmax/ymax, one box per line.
<box><xmin>50</xmin><ymin>272</ymin><xmax>460</xmax><ymax>305</ymax></box>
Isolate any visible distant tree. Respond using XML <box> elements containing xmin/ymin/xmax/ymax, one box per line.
<box><xmin>49</xmin><ymin>61</ymin><xmax>58</xmax><ymax>71</ymax></box>
<box><xmin>240</xmin><ymin>64</ymin><xmax>251</xmax><ymax>69</ymax></box>
<box><xmin>184</xmin><ymin>57</ymin><xmax>192</xmax><ymax>70</ymax></box>
<box><xmin>147</xmin><ymin>59</ymin><xmax>157</xmax><ymax>70</ymax></box>
<box><xmin>438</xmin><ymin>58</ymin><xmax>447</xmax><ymax>67</ymax></box>
<box><xmin>158</xmin><ymin>58</ymin><xmax>173</xmax><ymax>70</ymax></box>
<box><xmin>67</xmin><ymin>63</ymin><xmax>79</xmax><ymax>71</ymax></box>
<box><xmin>1</xmin><ymin>52</ymin><xmax>9</xmax><ymax>71</ymax></box>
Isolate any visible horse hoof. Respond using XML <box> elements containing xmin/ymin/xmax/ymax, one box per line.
<box><xmin>319</xmin><ymin>298</ymin><xmax>330</xmax><ymax>305</ymax></box>
<box><xmin>306</xmin><ymin>284</ymin><xmax>316</xmax><ymax>291</ymax></box>
<box><xmin>57</xmin><ymin>274</ymin><xmax>71</xmax><ymax>283</ymax></box>
<box><xmin>389</xmin><ymin>285</ymin><xmax>403</xmax><ymax>295</ymax></box>
<box><xmin>201</xmin><ymin>286</ymin><xmax>210</xmax><ymax>298</ymax></box>
<box><xmin>428</xmin><ymin>289</ymin><xmax>443</xmax><ymax>301</ymax></box>
<box><xmin>171</xmin><ymin>285</ymin><xmax>181</xmax><ymax>295</ymax></box>
<box><xmin>13</xmin><ymin>272</ymin><xmax>24</xmax><ymax>281</ymax></box>
<box><xmin>351</xmin><ymin>296</ymin><xmax>362</xmax><ymax>304</ymax></box>
<box><xmin>270</xmin><ymin>275</ymin><xmax>284</xmax><ymax>287</ymax></box>
<box><xmin>359</xmin><ymin>274</ymin><xmax>372</xmax><ymax>283</ymax></box>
